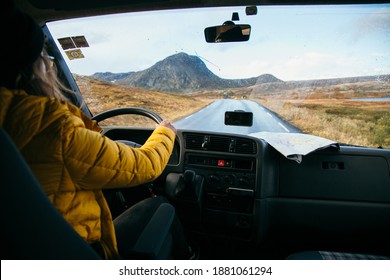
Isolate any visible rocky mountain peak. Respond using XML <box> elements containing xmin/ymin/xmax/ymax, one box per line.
<box><xmin>92</xmin><ymin>52</ymin><xmax>281</xmax><ymax>93</ymax></box>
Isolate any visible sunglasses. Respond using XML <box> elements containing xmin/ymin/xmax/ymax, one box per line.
<box><xmin>41</xmin><ymin>53</ymin><xmax>55</xmax><ymax>68</ymax></box>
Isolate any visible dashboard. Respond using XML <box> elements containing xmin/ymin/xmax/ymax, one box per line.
<box><xmin>103</xmin><ymin>127</ymin><xmax>390</xmax><ymax>258</ymax></box>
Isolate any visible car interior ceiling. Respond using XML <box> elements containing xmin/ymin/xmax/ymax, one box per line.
<box><xmin>4</xmin><ymin>0</ymin><xmax>390</xmax><ymax>260</ymax></box>
<box><xmin>14</xmin><ymin>0</ymin><xmax>390</xmax><ymax>23</ymax></box>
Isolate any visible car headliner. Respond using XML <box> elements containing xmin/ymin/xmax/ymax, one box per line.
<box><xmin>13</xmin><ymin>0</ymin><xmax>390</xmax><ymax>25</ymax></box>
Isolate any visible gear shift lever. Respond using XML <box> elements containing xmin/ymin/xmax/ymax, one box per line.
<box><xmin>183</xmin><ymin>169</ymin><xmax>196</xmax><ymax>190</ymax></box>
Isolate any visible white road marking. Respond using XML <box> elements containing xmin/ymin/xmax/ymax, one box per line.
<box><xmin>278</xmin><ymin>122</ymin><xmax>290</xmax><ymax>132</ymax></box>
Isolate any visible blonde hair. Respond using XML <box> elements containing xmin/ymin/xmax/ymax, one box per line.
<box><xmin>15</xmin><ymin>48</ymin><xmax>73</xmax><ymax>101</ymax></box>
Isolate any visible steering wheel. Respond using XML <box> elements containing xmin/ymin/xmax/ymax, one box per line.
<box><xmin>92</xmin><ymin>107</ymin><xmax>164</xmax><ymax>216</ymax></box>
<box><xmin>92</xmin><ymin>107</ymin><xmax>163</xmax><ymax>124</ymax></box>
<box><xmin>92</xmin><ymin>107</ymin><xmax>164</xmax><ymax>148</ymax></box>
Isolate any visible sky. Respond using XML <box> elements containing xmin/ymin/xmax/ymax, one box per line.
<box><xmin>47</xmin><ymin>4</ymin><xmax>390</xmax><ymax>81</ymax></box>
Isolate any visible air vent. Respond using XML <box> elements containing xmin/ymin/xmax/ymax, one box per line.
<box><xmin>184</xmin><ymin>133</ymin><xmax>257</xmax><ymax>154</ymax></box>
<box><xmin>235</xmin><ymin>138</ymin><xmax>257</xmax><ymax>154</ymax></box>
<box><xmin>185</xmin><ymin>134</ymin><xmax>204</xmax><ymax>150</ymax></box>
<box><xmin>209</xmin><ymin>136</ymin><xmax>230</xmax><ymax>152</ymax></box>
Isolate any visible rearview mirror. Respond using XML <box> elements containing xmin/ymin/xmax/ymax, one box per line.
<box><xmin>204</xmin><ymin>23</ymin><xmax>251</xmax><ymax>43</ymax></box>
<box><xmin>225</xmin><ymin>111</ymin><xmax>253</xmax><ymax>126</ymax></box>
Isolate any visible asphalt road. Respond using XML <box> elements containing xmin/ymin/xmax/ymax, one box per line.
<box><xmin>174</xmin><ymin>99</ymin><xmax>300</xmax><ymax>135</ymax></box>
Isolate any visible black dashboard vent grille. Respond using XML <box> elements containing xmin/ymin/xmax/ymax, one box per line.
<box><xmin>185</xmin><ymin>134</ymin><xmax>204</xmax><ymax>150</ymax></box>
<box><xmin>209</xmin><ymin>136</ymin><xmax>230</xmax><ymax>152</ymax></box>
<box><xmin>235</xmin><ymin>138</ymin><xmax>257</xmax><ymax>154</ymax></box>
<box><xmin>184</xmin><ymin>133</ymin><xmax>257</xmax><ymax>154</ymax></box>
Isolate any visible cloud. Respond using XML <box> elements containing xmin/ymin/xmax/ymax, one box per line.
<box><xmin>47</xmin><ymin>5</ymin><xmax>390</xmax><ymax>80</ymax></box>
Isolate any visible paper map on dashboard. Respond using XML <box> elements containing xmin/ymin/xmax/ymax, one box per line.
<box><xmin>249</xmin><ymin>132</ymin><xmax>339</xmax><ymax>163</ymax></box>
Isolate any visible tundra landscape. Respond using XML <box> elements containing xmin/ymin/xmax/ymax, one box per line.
<box><xmin>76</xmin><ymin>75</ymin><xmax>389</xmax><ymax>149</ymax></box>
<box><xmin>75</xmin><ymin>53</ymin><xmax>390</xmax><ymax>149</ymax></box>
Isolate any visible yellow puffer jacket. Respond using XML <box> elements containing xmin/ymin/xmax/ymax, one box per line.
<box><xmin>0</xmin><ymin>88</ymin><xmax>176</xmax><ymax>259</ymax></box>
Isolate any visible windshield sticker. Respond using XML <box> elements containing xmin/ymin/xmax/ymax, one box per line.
<box><xmin>58</xmin><ymin>36</ymin><xmax>89</xmax><ymax>50</ymax></box>
<box><xmin>65</xmin><ymin>49</ymin><xmax>85</xmax><ymax>60</ymax></box>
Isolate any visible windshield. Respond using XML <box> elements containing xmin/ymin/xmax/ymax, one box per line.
<box><xmin>47</xmin><ymin>4</ymin><xmax>390</xmax><ymax>148</ymax></box>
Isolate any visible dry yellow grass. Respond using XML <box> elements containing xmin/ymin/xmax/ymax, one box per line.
<box><xmin>259</xmin><ymin>97</ymin><xmax>390</xmax><ymax>148</ymax></box>
<box><xmin>75</xmin><ymin>75</ymin><xmax>389</xmax><ymax>148</ymax></box>
<box><xmin>192</xmin><ymin>83</ymin><xmax>390</xmax><ymax>148</ymax></box>
<box><xmin>75</xmin><ymin>75</ymin><xmax>209</xmax><ymax>127</ymax></box>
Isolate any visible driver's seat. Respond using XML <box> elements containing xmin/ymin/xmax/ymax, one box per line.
<box><xmin>0</xmin><ymin>127</ymin><xmax>175</xmax><ymax>259</ymax></box>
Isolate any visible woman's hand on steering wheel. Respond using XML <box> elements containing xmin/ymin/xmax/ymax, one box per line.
<box><xmin>157</xmin><ymin>120</ymin><xmax>177</xmax><ymax>134</ymax></box>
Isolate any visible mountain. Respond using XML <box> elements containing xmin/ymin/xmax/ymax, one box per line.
<box><xmin>92</xmin><ymin>71</ymin><xmax>134</xmax><ymax>82</ymax></box>
<box><xmin>248</xmin><ymin>74</ymin><xmax>390</xmax><ymax>96</ymax></box>
<box><xmin>92</xmin><ymin>52</ymin><xmax>387</xmax><ymax>94</ymax></box>
<box><xmin>91</xmin><ymin>52</ymin><xmax>281</xmax><ymax>93</ymax></box>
